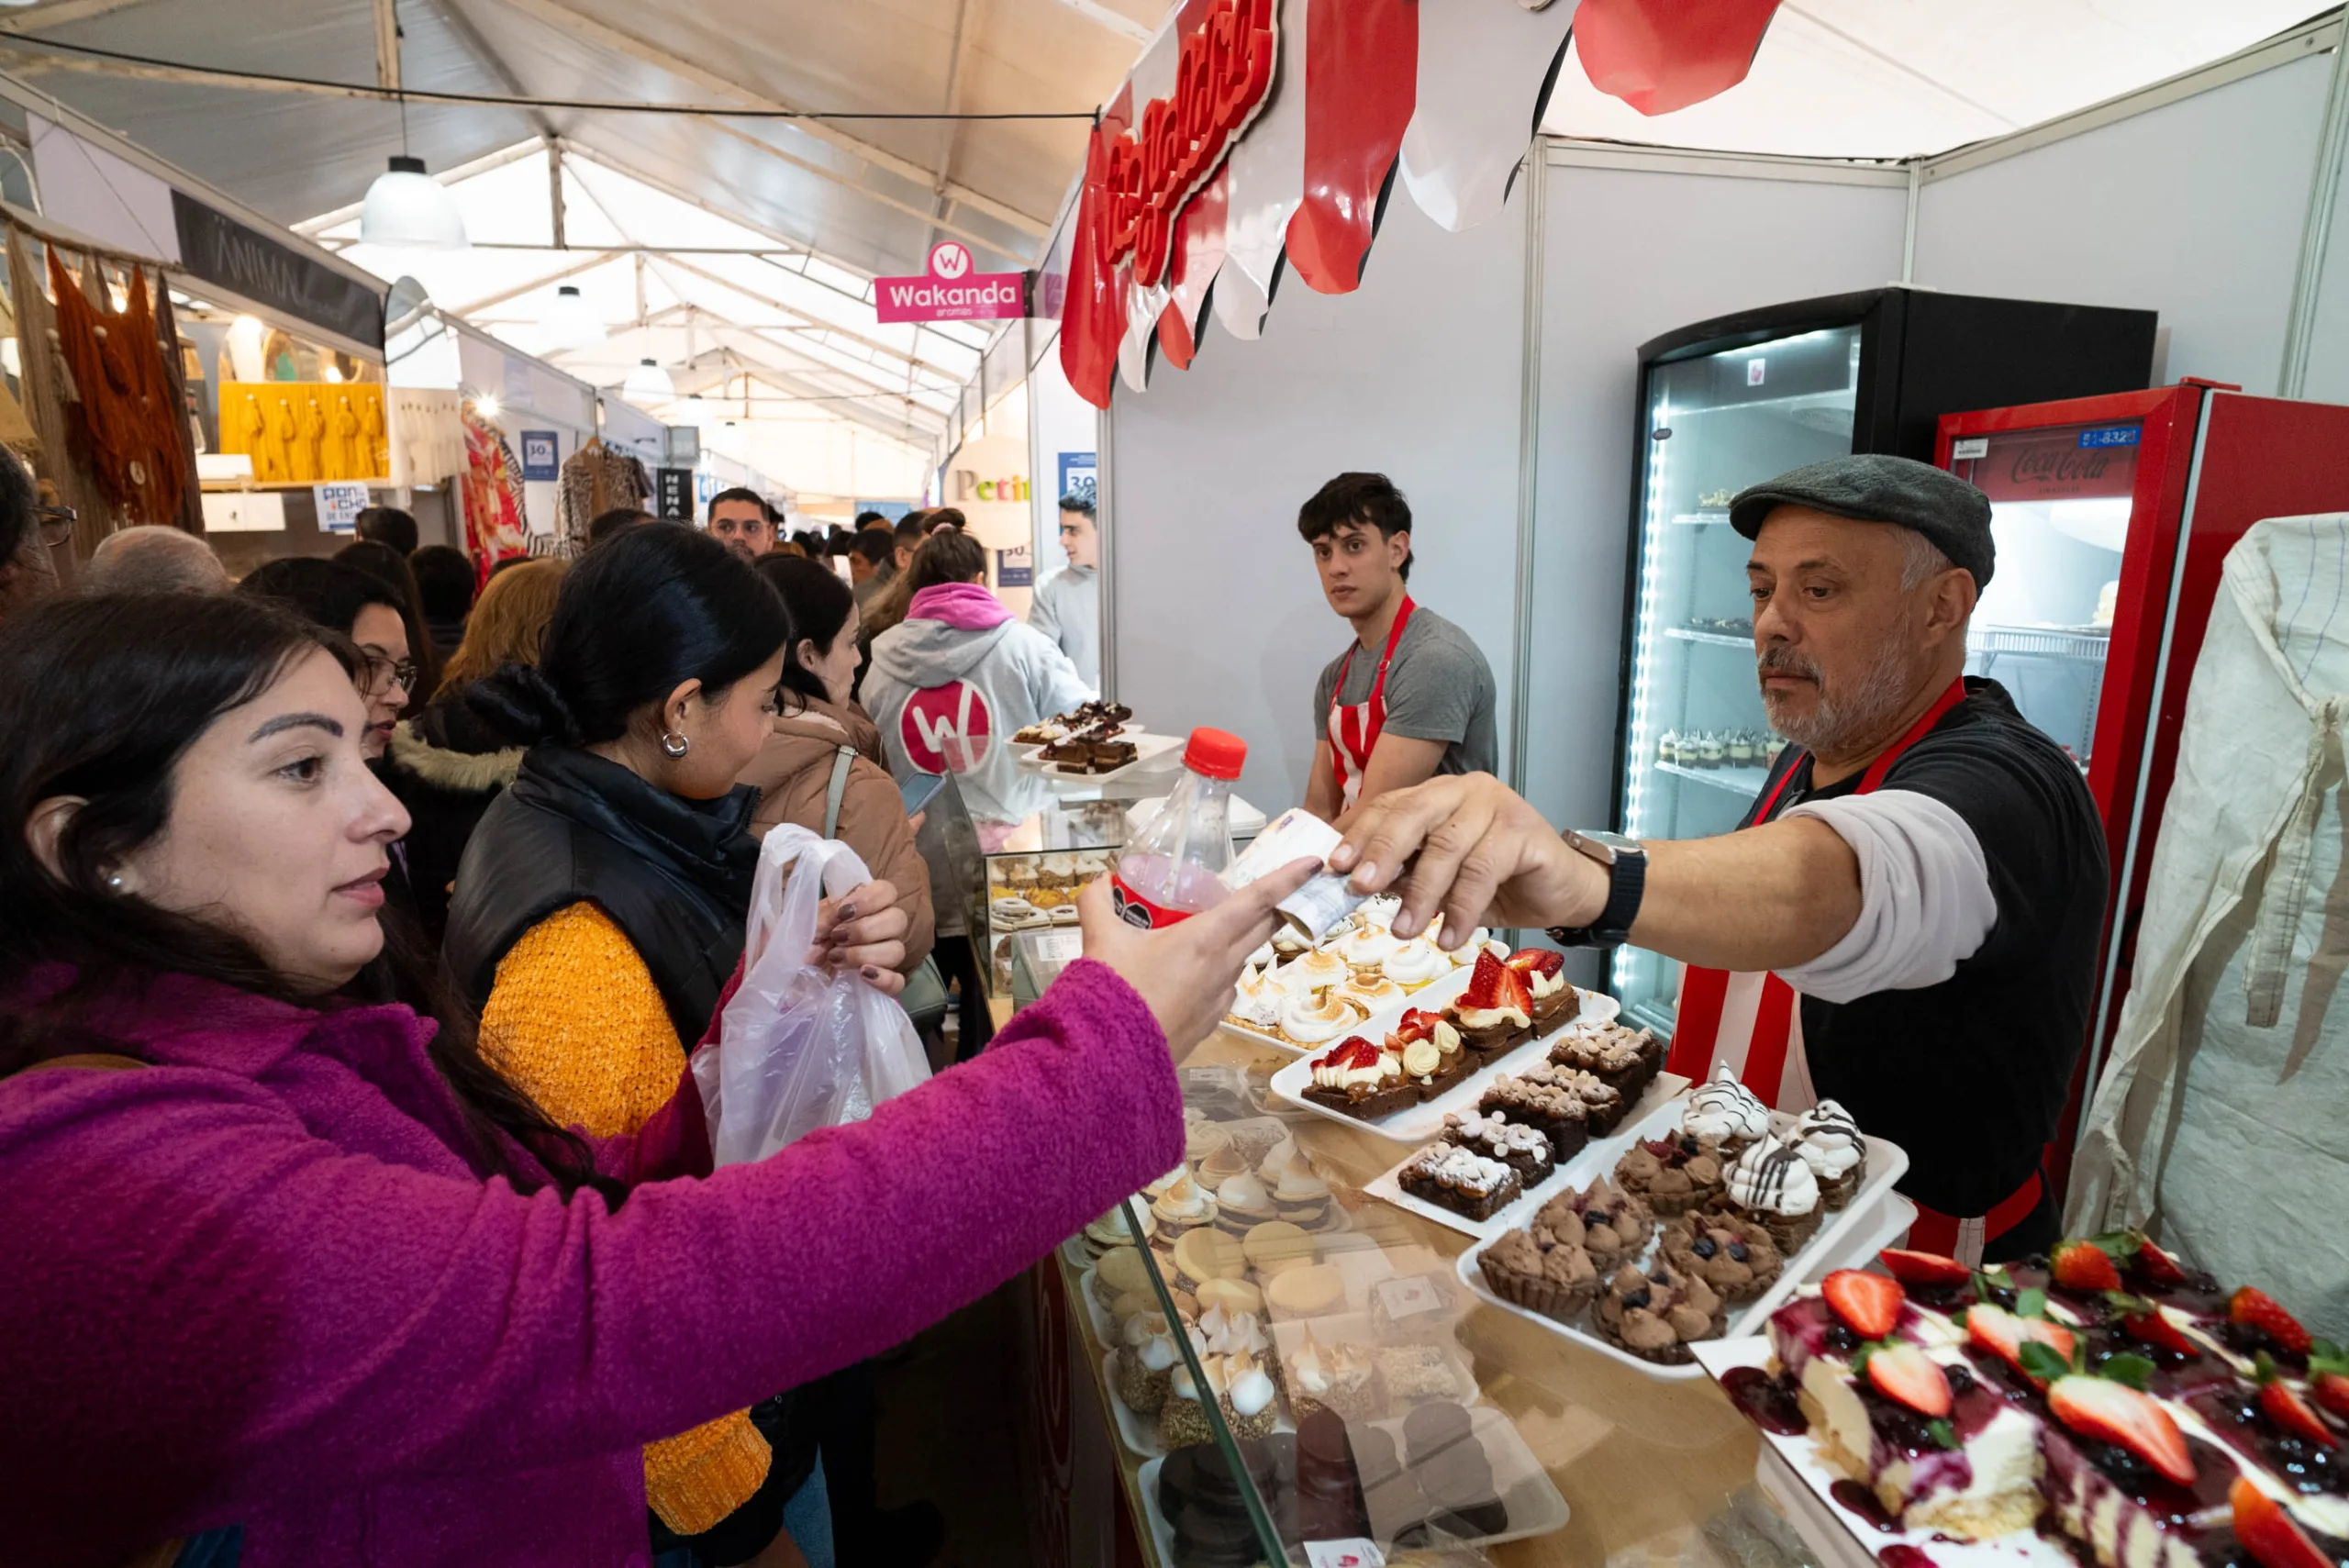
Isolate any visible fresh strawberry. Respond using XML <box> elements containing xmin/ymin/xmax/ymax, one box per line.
<box><xmin>2134</xmin><ymin>1237</ymin><xmax>2189</xmax><ymax>1286</ymax></box>
<box><xmin>1878</xmin><ymin>1248</ymin><xmax>1974</xmax><ymax>1286</ymax></box>
<box><xmin>1822</xmin><ymin>1270</ymin><xmax>1905</xmax><ymax>1340</ymax></box>
<box><xmin>2316</xmin><ymin>1372</ymin><xmax>2349</xmax><ymax>1422</ymax></box>
<box><xmin>2230</xmin><ymin>1476</ymin><xmax>2332</xmax><ymax>1568</ymax></box>
<box><xmin>2260</xmin><ymin>1381</ymin><xmax>2338</xmax><ymax>1449</ymax></box>
<box><xmin>1390</xmin><ymin>1009</ymin><xmax>1441</xmax><ymax>1046</ymax></box>
<box><xmin>1866</xmin><ymin>1342</ymin><xmax>1953</xmax><ymax>1418</ymax></box>
<box><xmin>1505</xmin><ymin>947</ymin><xmax>1564</xmax><ymax>979</ymax></box>
<box><xmin>1492</xmin><ymin>961</ymin><xmax>1534</xmax><ymax>1017</ymax></box>
<box><xmin>1314</xmin><ymin>1036</ymin><xmax>1384</xmax><ymax>1072</ymax></box>
<box><xmin>2054</xmin><ymin>1240</ymin><xmax>2124</xmax><ymax>1293</ymax></box>
<box><xmin>2120</xmin><ymin>1307</ymin><xmax>2201</xmax><ymax>1359</ymax></box>
<box><xmin>1967</xmin><ymin>1303</ymin><xmax>2077</xmax><ymax>1387</ymax></box>
<box><xmin>1458</xmin><ymin>951</ymin><xmax>1509</xmax><ymax>1009</ymax></box>
<box><xmin>2048</xmin><ymin>1374</ymin><xmax>2195</xmax><ymax>1486</ymax></box>
<box><xmin>2232</xmin><ymin>1288</ymin><xmax>2313</xmax><ymax>1356</ymax></box>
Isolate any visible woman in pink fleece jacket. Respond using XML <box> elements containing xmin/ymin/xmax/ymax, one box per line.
<box><xmin>0</xmin><ymin>594</ymin><xmax>1312</xmax><ymax>1567</ymax></box>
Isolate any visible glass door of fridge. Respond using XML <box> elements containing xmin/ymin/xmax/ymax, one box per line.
<box><xmin>1613</xmin><ymin>325</ymin><xmax>1862</xmax><ymax>1034</ymax></box>
<box><xmin>1948</xmin><ymin>419</ymin><xmax>2139</xmax><ymax>776</ymax></box>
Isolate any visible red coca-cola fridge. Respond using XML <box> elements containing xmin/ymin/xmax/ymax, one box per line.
<box><xmin>1935</xmin><ymin>381</ymin><xmax>2349</xmax><ymax>1184</ymax></box>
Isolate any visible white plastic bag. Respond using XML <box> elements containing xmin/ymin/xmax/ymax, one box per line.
<box><xmin>692</xmin><ymin>823</ymin><xmax>931</xmax><ymax>1167</ymax></box>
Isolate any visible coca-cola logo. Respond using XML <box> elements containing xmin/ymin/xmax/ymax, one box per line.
<box><xmin>2007</xmin><ymin>446</ymin><xmax>2116</xmax><ymax>485</ymax></box>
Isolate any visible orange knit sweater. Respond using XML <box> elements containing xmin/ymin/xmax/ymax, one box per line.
<box><xmin>478</xmin><ymin>901</ymin><xmax>772</xmax><ymax>1535</ymax></box>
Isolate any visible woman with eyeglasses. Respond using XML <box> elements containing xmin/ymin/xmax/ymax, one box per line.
<box><xmin>0</xmin><ymin>455</ymin><xmax>64</xmax><ymax>624</ymax></box>
<box><xmin>238</xmin><ymin>557</ymin><xmax>417</xmax><ymax>760</ymax></box>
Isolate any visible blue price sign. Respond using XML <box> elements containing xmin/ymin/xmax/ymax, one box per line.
<box><xmin>2078</xmin><ymin>425</ymin><xmax>2141</xmax><ymax>450</ymax></box>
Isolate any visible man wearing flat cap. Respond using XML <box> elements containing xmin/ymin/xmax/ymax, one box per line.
<box><xmin>1330</xmin><ymin>453</ymin><xmax>2106</xmax><ymax>1263</ymax></box>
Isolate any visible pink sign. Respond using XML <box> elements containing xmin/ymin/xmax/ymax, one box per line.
<box><xmin>875</xmin><ymin>241</ymin><xmax>1029</xmax><ymax>324</ymax></box>
<box><xmin>900</xmin><ymin>679</ymin><xmax>994</xmax><ymax>775</ymax></box>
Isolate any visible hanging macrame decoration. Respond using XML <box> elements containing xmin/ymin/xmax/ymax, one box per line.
<box><xmin>46</xmin><ymin>248</ymin><xmax>190</xmax><ymax>528</ymax></box>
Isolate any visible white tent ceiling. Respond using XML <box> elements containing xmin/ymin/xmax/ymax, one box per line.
<box><xmin>0</xmin><ymin>0</ymin><xmax>2332</xmax><ymax>474</ymax></box>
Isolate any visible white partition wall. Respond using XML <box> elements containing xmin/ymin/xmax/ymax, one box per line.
<box><xmin>1910</xmin><ymin>52</ymin><xmax>2333</xmax><ymax>395</ymax></box>
<box><xmin>1520</xmin><ymin>151</ymin><xmax>1909</xmax><ymax>859</ymax></box>
<box><xmin>1104</xmin><ymin>188</ymin><xmax>1533</xmax><ymax>811</ymax></box>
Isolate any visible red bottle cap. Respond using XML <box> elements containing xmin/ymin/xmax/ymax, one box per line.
<box><xmin>1183</xmin><ymin>727</ymin><xmax>1247</xmax><ymax>780</ymax></box>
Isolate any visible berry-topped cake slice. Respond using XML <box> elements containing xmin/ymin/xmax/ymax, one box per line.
<box><xmin>1504</xmin><ymin>947</ymin><xmax>1580</xmax><ymax>1029</ymax></box>
<box><xmin>1302</xmin><ymin>1035</ymin><xmax>1420</xmax><ymax>1121</ymax></box>
<box><xmin>1445</xmin><ymin>950</ymin><xmax>1534</xmax><ymax>1059</ymax></box>
<box><xmin>1745</xmin><ymin>1238</ymin><xmax>2349</xmax><ymax>1568</ymax></box>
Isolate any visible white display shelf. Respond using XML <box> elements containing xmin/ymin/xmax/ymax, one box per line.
<box><xmin>1662</xmin><ymin>625</ymin><xmax>1751</xmax><ymax>648</ymax></box>
<box><xmin>1666</xmin><ymin>510</ymin><xmax>1731</xmax><ymax>527</ymax></box>
<box><xmin>1653</xmin><ymin>760</ymin><xmax>1773</xmax><ymax>796</ymax></box>
<box><xmin>1967</xmin><ymin>624</ymin><xmax>2111</xmax><ymax>661</ymax></box>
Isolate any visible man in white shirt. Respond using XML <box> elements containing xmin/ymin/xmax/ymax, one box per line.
<box><xmin>1029</xmin><ymin>494</ymin><xmax>1101</xmax><ymax>687</ymax></box>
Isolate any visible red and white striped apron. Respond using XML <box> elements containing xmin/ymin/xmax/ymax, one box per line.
<box><xmin>1664</xmin><ymin>678</ymin><xmax>2043</xmax><ymax>1263</ymax></box>
<box><xmin>1327</xmin><ymin>595</ymin><xmax>1417</xmax><ymax>812</ymax></box>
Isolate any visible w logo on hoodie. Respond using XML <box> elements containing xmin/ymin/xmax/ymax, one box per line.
<box><xmin>901</xmin><ymin>680</ymin><xmax>994</xmax><ymax>775</ymax></box>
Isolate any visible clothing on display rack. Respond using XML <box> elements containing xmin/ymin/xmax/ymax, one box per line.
<box><xmin>388</xmin><ymin>387</ymin><xmax>466</xmax><ymax>487</ymax></box>
<box><xmin>45</xmin><ymin>248</ymin><xmax>188</xmax><ymax>528</ymax></box>
<box><xmin>556</xmin><ymin>439</ymin><xmax>652</xmax><ymax>550</ymax></box>
<box><xmin>460</xmin><ymin>405</ymin><xmax>529</xmax><ymax>585</ymax></box>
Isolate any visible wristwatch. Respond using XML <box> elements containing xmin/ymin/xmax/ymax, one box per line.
<box><xmin>1546</xmin><ymin>829</ymin><xmax>1646</xmax><ymax>949</ymax></box>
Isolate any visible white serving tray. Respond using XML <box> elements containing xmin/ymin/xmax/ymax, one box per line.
<box><xmin>1134</xmin><ymin>1408</ymin><xmax>1572</xmax><ymax>1560</ymax></box>
<box><xmin>1453</xmin><ymin>1118</ymin><xmax>1913</xmax><ymax>1382</ymax></box>
<box><xmin>1266</xmin><ymin>991</ymin><xmax>1624</xmax><ymax>1140</ymax></box>
<box><xmin>1692</xmin><ymin>1336</ymin><xmax>2069</xmax><ymax>1568</ymax></box>
<box><xmin>1363</xmin><ymin>1072</ymin><xmax>1691</xmax><ymax>1240</ymax></box>
<box><xmin>1354</xmin><ymin>1400</ymin><xmax>1574</xmax><ymax>1551</ymax></box>
<box><xmin>1223</xmin><ymin>959</ymin><xmax>1477</xmax><ymax>1056</ymax></box>
<box><xmin>1017</xmin><ymin>728</ymin><xmax>1181</xmax><ymax>781</ymax></box>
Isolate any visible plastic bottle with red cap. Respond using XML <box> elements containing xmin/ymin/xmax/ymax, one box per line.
<box><xmin>1110</xmin><ymin>728</ymin><xmax>1247</xmax><ymax>929</ymax></box>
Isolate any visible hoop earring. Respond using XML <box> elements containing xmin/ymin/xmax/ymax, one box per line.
<box><xmin>661</xmin><ymin>731</ymin><xmax>690</xmax><ymax>759</ymax></box>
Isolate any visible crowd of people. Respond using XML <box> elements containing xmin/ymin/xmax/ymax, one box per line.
<box><xmin>0</xmin><ymin>460</ymin><xmax>1321</xmax><ymax>1568</ymax></box>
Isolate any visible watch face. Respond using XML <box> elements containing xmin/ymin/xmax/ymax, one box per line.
<box><xmin>1582</xmin><ymin>831</ymin><xmax>1639</xmax><ymax>853</ymax></box>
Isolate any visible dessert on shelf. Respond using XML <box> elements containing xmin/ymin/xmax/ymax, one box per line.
<box><xmin>1680</xmin><ymin>1062</ymin><xmax>1774</xmax><ymax>1156</ymax></box>
<box><xmin>1439</xmin><ymin>1108</ymin><xmax>1555</xmax><ymax>1185</ymax></box>
<box><xmin>1735</xmin><ymin>1234</ymin><xmax>2349</xmax><ymax>1568</ymax></box>
<box><xmin>1444</xmin><ymin>950</ymin><xmax>1535</xmax><ymax>1059</ymax></box>
<box><xmin>1613</xmin><ymin>1130</ymin><xmax>1731</xmax><ymax>1217</ymax></box>
<box><xmin>1396</xmin><ymin>1143</ymin><xmax>1522</xmax><ymax>1222</ymax></box>
<box><xmin>1506</xmin><ymin>947</ymin><xmax>1582</xmax><ymax>1029</ymax></box>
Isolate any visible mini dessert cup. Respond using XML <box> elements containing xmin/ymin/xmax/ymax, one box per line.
<box><xmin>1613</xmin><ymin>1132</ymin><xmax>1728</xmax><ymax>1218</ymax></box>
<box><xmin>1659</xmin><ymin>1213</ymin><xmax>1783</xmax><ymax>1302</ymax></box>
<box><xmin>1789</xmin><ymin>1098</ymin><xmax>1867</xmax><ymax>1210</ymax></box>
<box><xmin>1720</xmin><ymin>1136</ymin><xmax>1824</xmax><ymax>1252</ymax></box>
<box><xmin>1592</xmin><ymin>1260</ymin><xmax>1724</xmax><ymax>1364</ymax></box>
<box><xmin>1114</xmin><ymin>1312</ymin><xmax>1183</xmax><ymax>1413</ymax></box>
<box><xmin>1538</xmin><ymin>1178</ymin><xmax>1653</xmax><ymax>1267</ymax></box>
<box><xmin>1476</xmin><ymin>1227</ymin><xmax>1599</xmax><ymax>1323</ymax></box>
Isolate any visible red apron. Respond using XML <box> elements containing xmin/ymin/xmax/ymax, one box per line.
<box><xmin>1664</xmin><ymin>678</ymin><xmax>2043</xmax><ymax>1263</ymax></box>
<box><xmin>1327</xmin><ymin>595</ymin><xmax>1417</xmax><ymax>811</ymax></box>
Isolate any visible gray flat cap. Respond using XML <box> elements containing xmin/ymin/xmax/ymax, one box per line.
<box><xmin>1730</xmin><ymin>452</ymin><xmax>1994</xmax><ymax>589</ymax></box>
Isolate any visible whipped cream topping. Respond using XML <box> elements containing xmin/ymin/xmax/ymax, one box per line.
<box><xmin>1124</xmin><ymin>1311</ymin><xmax>1181</xmax><ymax>1371</ymax></box>
<box><xmin>1152</xmin><ymin>1173</ymin><xmax>1214</xmax><ymax>1221</ymax></box>
<box><xmin>1226</xmin><ymin>1350</ymin><xmax>1277</xmax><ymax>1418</ymax></box>
<box><xmin>1792</xmin><ymin>1098</ymin><xmax>1864</xmax><ymax>1179</ymax></box>
<box><xmin>1274</xmin><ymin>1164</ymin><xmax>1329</xmax><ymax>1203</ymax></box>
<box><xmin>1341</xmin><ymin>973</ymin><xmax>1407</xmax><ymax>1011</ymax></box>
<box><xmin>1218</xmin><ymin>1172</ymin><xmax>1273</xmax><ymax>1214</ymax></box>
<box><xmin>1727</xmin><ymin>1136</ymin><xmax>1820</xmax><ymax>1217</ymax></box>
<box><xmin>1405</xmin><ymin>1143</ymin><xmax>1512</xmax><ymax>1196</ymax></box>
<box><xmin>1142</xmin><ymin>1164</ymin><xmax>1188</xmax><ymax>1198</ymax></box>
<box><xmin>1400</xmin><ymin>1039</ymin><xmax>1442</xmax><ymax>1078</ymax></box>
<box><xmin>1287</xmin><ymin>949</ymin><xmax>1350</xmax><ymax>989</ymax></box>
<box><xmin>1383</xmin><ymin>938</ymin><xmax>1453</xmax><ymax>986</ymax></box>
<box><xmin>1334</xmin><ymin>923</ymin><xmax>1402</xmax><ymax>969</ymax></box>
<box><xmin>1246</xmin><ymin>940</ymin><xmax>1276</xmax><ymax>971</ymax></box>
<box><xmin>1457</xmin><ymin>1002</ymin><xmax>1531</xmax><ymax>1029</ymax></box>
<box><xmin>1528</xmin><ymin>968</ymin><xmax>1571</xmax><ymax>999</ymax></box>
<box><xmin>1357</xmin><ymin>895</ymin><xmax>1402</xmax><ymax>929</ymax></box>
<box><xmin>1281</xmin><ymin>989</ymin><xmax>1362</xmax><ymax>1044</ymax></box>
<box><xmin>1685</xmin><ymin>1063</ymin><xmax>1772</xmax><ymax>1143</ymax></box>
<box><xmin>1310</xmin><ymin>1044</ymin><xmax>1400</xmax><ymax>1091</ymax></box>
<box><xmin>1257</xmin><ymin>1130</ymin><xmax>1299</xmax><ymax>1183</ymax></box>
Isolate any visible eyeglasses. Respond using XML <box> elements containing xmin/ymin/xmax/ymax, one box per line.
<box><xmin>33</xmin><ymin>505</ymin><xmax>74</xmax><ymax>549</ymax></box>
<box><xmin>363</xmin><ymin>651</ymin><xmax>419</xmax><ymax>693</ymax></box>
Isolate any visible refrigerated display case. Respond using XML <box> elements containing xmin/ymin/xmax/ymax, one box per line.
<box><xmin>1933</xmin><ymin>383</ymin><xmax>2349</xmax><ymax>1186</ymax></box>
<box><xmin>1609</xmin><ymin>287</ymin><xmax>2157</xmax><ymax>1035</ymax></box>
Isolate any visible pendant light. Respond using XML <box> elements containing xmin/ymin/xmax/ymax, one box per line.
<box><xmin>541</xmin><ymin>284</ymin><xmax>604</xmax><ymax>349</ymax></box>
<box><xmin>358</xmin><ymin>7</ymin><xmax>468</xmax><ymax>251</ymax></box>
<box><xmin>622</xmin><ymin>357</ymin><xmax>674</xmax><ymax>406</ymax></box>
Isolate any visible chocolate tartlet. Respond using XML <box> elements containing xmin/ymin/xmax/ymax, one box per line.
<box><xmin>1613</xmin><ymin>1131</ymin><xmax>1728</xmax><ymax>1217</ymax></box>
<box><xmin>1658</xmin><ymin>1212</ymin><xmax>1783</xmax><ymax>1302</ymax></box>
<box><xmin>1476</xmin><ymin>1224</ymin><xmax>1599</xmax><ymax>1323</ymax></box>
<box><xmin>1538</xmin><ymin>1177</ymin><xmax>1653</xmax><ymax>1267</ymax></box>
<box><xmin>1592</xmin><ymin>1258</ymin><xmax>1724</xmax><ymax>1364</ymax></box>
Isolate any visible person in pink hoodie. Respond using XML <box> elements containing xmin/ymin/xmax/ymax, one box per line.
<box><xmin>0</xmin><ymin>592</ymin><xmax>1313</xmax><ymax>1567</ymax></box>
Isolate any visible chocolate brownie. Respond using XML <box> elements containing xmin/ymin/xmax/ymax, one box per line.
<box><xmin>1440</xmin><ymin>1108</ymin><xmax>1554</xmax><ymax>1185</ymax></box>
<box><xmin>1397</xmin><ymin>1143</ymin><xmax>1522</xmax><ymax>1222</ymax></box>
<box><xmin>1475</xmin><ymin>1072</ymin><xmax>1592</xmax><ymax>1158</ymax></box>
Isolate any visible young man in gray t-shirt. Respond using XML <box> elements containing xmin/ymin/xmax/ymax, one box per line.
<box><xmin>1298</xmin><ymin>473</ymin><xmax>1498</xmax><ymax>822</ymax></box>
